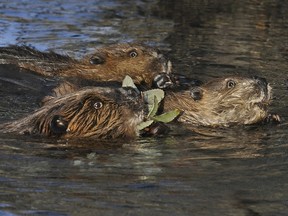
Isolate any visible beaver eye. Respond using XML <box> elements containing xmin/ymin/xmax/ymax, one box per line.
<box><xmin>89</xmin><ymin>56</ymin><xmax>105</xmax><ymax>65</ymax></box>
<box><xmin>227</xmin><ymin>80</ymin><xmax>236</xmax><ymax>89</ymax></box>
<box><xmin>93</xmin><ymin>102</ymin><xmax>103</xmax><ymax>109</ymax></box>
<box><xmin>129</xmin><ymin>50</ymin><xmax>138</xmax><ymax>58</ymax></box>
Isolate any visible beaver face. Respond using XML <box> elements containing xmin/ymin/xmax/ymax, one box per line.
<box><xmin>0</xmin><ymin>87</ymin><xmax>146</xmax><ymax>139</ymax></box>
<box><xmin>0</xmin><ymin>43</ymin><xmax>173</xmax><ymax>88</ymax></box>
<box><xmin>81</xmin><ymin>43</ymin><xmax>173</xmax><ymax>88</ymax></box>
<box><xmin>165</xmin><ymin>76</ymin><xmax>272</xmax><ymax>126</ymax></box>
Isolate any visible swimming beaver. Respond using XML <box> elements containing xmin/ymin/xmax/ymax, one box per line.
<box><xmin>0</xmin><ymin>76</ymin><xmax>277</xmax><ymax>139</ymax></box>
<box><xmin>0</xmin><ymin>43</ymin><xmax>173</xmax><ymax>89</ymax></box>
<box><xmin>0</xmin><ymin>87</ymin><xmax>147</xmax><ymax>139</ymax></box>
<box><xmin>164</xmin><ymin>76</ymin><xmax>278</xmax><ymax>126</ymax></box>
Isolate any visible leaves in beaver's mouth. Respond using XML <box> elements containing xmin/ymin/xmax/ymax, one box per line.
<box><xmin>122</xmin><ymin>75</ymin><xmax>180</xmax><ymax>131</ymax></box>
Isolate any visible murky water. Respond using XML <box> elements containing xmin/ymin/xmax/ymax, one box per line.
<box><xmin>1</xmin><ymin>0</ymin><xmax>288</xmax><ymax>215</ymax></box>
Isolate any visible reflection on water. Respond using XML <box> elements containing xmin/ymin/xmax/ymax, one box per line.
<box><xmin>1</xmin><ymin>124</ymin><xmax>288</xmax><ymax>215</ymax></box>
<box><xmin>1</xmin><ymin>0</ymin><xmax>288</xmax><ymax>215</ymax></box>
<box><xmin>0</xmin><ymin>0</ymin><xmax>174</xmax><ymax>54</ymax></box>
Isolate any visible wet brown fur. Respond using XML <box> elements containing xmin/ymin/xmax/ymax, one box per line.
<box><xmin>164</xmin><ymin>76</ymin><xmax>273</xmax><ymax>127</ymax></box>
<box><xmin>0</xmin><ymin>76</ymin><xmax>277</xmax><ymax>139</ymax></box>
<box><xmin>0</xmin><ymin>87</ymin><xmax>145</xmax><ymax>139</ymax></box>
<box><xmin>0</xmin><ymin>43</ymin><xmax>172</xmax><ymax>87</ymax></box>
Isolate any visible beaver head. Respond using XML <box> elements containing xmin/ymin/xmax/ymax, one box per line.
<box><xmin>164</xmin><ymin>76</ymin><xmax>273</xmax><ymax>126</ymax></box>
<box><xmin>0</xmin><ymin>87</ymin><xmax>146</xmax><ymax>139</ymax></box>
<box><xmin>47</xmin><ymin>43</ymin><xmax>173</xmax><ymax>88</ymax></box>
<box><xmin>0</xmin><ymin>43</ymin><xmax>173</xmax><ymax>89</ymax></box>
<box><xmin>80</xmin><ymin>43</ymin><xmax>173</xmax><ymax>88</ymax></box>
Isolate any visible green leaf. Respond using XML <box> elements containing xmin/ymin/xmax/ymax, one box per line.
<box><xmin>122</xmin><ymin>75</ymin><xmax>139</xmax><ymax>93</ymax></box>
<box><xmin>151</xmin><ymin>109</ymin><xmax>181</xmax><ymax>123</ymax></box>
<box><xmin>123</xmin><ymin>76</ymin><xmax>178</xmax><ymax>131</ymax></box>
<box><xmin>147</xmin><ymin>96</ymin><xmax>159</xmax><ymax>117</ymax></box>
<box><xmin>137</xmin><ymin>120</ymin><xmax>154</xmax><ymax>131</ymax></box>
<box><xmin>142</xmin><ymin>89</ymin><xmax>165</xmax><ymax>106</ymax></box>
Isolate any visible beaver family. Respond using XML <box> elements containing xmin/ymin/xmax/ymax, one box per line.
<box><xmin>0</xmin><ymin>43</ymin><xmax>173</xmax><ymax>89</ymax></box>
<box><xmin>163</xmin><ymin>76</ymin><xmax>277</xmax><ymax>127</ymax></box>
<box><xmin>0</xmin><ymin>76</ymin><xmax>278</xmax><ymax>139</ymax></box>
<box><xmin>0</xmin><ymin>87</ymin><xmax>146</xmax><ymax>139</ymax></box>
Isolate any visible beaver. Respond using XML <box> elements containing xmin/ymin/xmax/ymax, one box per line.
<box><xmin>0</xmin><ymin>43</ymin><xmax>173</xmax><ymax>89</ymax></box>
<box><xmin>0</xmin><ymin>76</ymin><xmax>276</xmax><ymax>140</ymax></box>
<box><xmin>163</xmin><ymin>76</ymin><xmax>279</xmax><ymax>126</ymax></box>
<box><xmin>0</xmin><ymin>86</ymin><xmax>147</xmax><ymax>139</ymax></box>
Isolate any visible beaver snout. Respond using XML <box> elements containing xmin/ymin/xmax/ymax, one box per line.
<box><xmin>153</xmin><ymin>73</ymin><xmax>173</xmax><ymax>89</ymax></box>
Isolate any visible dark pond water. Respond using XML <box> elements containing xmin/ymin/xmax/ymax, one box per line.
<box><xmin>1</xmin><ymin>0</ymin><xmax>288</xmax><ymax>215</ymax></box>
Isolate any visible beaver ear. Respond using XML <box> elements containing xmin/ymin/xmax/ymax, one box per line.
<box><xmin>190</xmin><ymin>87</ymin><xmax>203</xmax><ymax>101</ymax></box>
<box><xmin>50</xmin><ymin>115</ymin><xmax>69</xmax><ymax>135</ymax></box>
<box><xmin>89</xmin><ymin>55</ymin><xmax>105</xmax><ymax>65</ymax></box>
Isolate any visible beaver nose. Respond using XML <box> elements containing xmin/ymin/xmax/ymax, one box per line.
<box><xmin>253</xmin><ymin>76</ymin><xmax>268</xmax><ymax>88</ymax></box>
<box><xmin>153</xmin><ymin>73</ymin><xmax>173</xmax><ymax>89</ymax></box>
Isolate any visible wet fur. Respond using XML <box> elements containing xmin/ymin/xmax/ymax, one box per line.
<box><xmin>164</xmin><ymin>76</ymin><xmax>272</xmax><ymax>126</ymax></box>
<box><xmin>0</xmin><ymin>76</ymin><xmax>276</xmax><ymax>139</ymax></box>
<box><xmin>0</xmin><ymin>43</ymin><xmax>172</xmax><ymax>87</ymax></box>
<box><xmin>0</xmin><ymin>87</ymin><xmax>145</xmax><ymax>139</ymax></box>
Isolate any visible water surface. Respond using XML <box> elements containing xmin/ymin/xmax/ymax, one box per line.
<box><xmin>1</xmin><ymin>0</ymin><xmax>288</xmax><ymax>215</ymax></box>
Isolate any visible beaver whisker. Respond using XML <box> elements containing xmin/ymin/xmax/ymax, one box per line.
<box><xmin>162</xmin><ymin>60</ymin><xmax>172</xmax><ymax>74</ymax></box>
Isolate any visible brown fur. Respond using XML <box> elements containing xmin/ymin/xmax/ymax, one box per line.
<box><xmin>0</xmin><ymin>43</ymin><xmax>172</xmax><ymax>87</ymax></box>
<box><xmin>0</xmin><ymin>87</ymin><xmax>146</xmax><ymax>139</ymax></box>
<box><xmin>0</xmin><ymin>76</ymin><xmax>275</xmax><ymax>139</ymax></box>
<box><xmin>164</xmin><ymin>76</ymin><xmax>273</xmax><ymax>126</ymax></box>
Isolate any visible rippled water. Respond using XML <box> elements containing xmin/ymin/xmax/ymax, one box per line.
<box><xmin>1</xmin><ymin>0</ymin><xmax>288</xmax><ymax>215</ymax></box>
